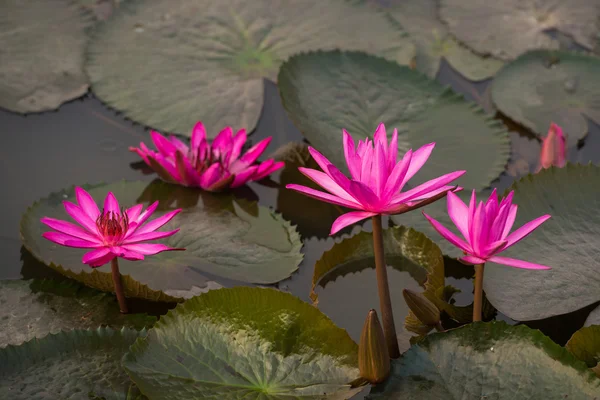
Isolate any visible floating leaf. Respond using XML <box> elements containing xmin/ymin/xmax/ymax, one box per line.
<box><xmin>86</xmin><ymin>0</ymin><xmax>415</xmax><ymax>137</ymax></box>
<box><xmin>367</xmin><ymin>321</ymin><xmax>600</xmax><ymax>399</ymax></box>
<box><xmin>567</xmin><ymin>325</ymin><xmax>600</xmax><ymax>377</ymax></box>
<box><xmin>439</xmin><ymin>0</ymin><xmax>600</xmax><ymax>60</ymax></box>
<box><xmin>0</xmin><ymin>0</ymin><xmax>93</xmax><ymax>113</ymax></box>
<box><xmin>20</xmin><ymin>180</ymin><xmax>303</xmax><ymax>301</ymax></box>
<box><xmin>0</xmin><ymin>279</ymin><xmax>155</xmax><ymax>348</ymax></box>
<box><xmin>0</xmin><ymin>327</ymin><xmax>146</xmax><ymax>400</ymax></box>
<box><xmin>484</xmin><ymin>164</ymin><xmax>600</xmax><ymax>321</ymax></box>
<box><xmin>79</xmin><ymin>0</ymin><xmax>121</xmax><ymax>20</ymax></box>
<box><xmin>363</xmin><ymin>0</ymin><xmax>504</xmax><ymax>80</ymax></box>
<box><xmin>123</xmin><ymin>287</ymin><xmax>363</xmax><ymax>399</ymax></box>
<box><xmin>278</xmin><ymin>50</ymin><xmax>510</xmax><ymax>192</ymax></box>
<box><xmin>491</xmin><ymin>50</ymin><xmax>600</xmax><ymax>145</ymax></box>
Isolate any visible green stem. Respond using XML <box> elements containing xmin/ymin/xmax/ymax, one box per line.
<box><xmin>473</xmin><ymin>263</ymin><xmax>485</xmax><ymax>322</ymax></box>
<box><xmin>111</xmin><ymin>258</ymin><xmax>129</xmax><ymax>314</ymax></box>
<box><xmin>371</xmin><ymin>215</ymin><xmax>400</xmax><ymax>359</ymax></box>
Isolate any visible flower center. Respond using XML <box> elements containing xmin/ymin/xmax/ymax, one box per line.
<box><xmin>96</xmin><ymin>208</ymin><xmax>129</xmax><ymax>246</ymax></box>
<box><xmin>190</xmin><ymin>148</ymin><xmax>229</xmax><ymax>174</ymax></box>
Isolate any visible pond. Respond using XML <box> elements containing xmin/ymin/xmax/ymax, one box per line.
<box><xmin>1</xmin><ymin>0</ymin><xmax>600</xmax><ymax>399</ymax></box>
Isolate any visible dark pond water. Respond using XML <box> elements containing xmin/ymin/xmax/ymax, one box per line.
<box><xmin>1</xmin><ymin>62</ymin><xmax>599</xmax><ymax>398</ymax></box>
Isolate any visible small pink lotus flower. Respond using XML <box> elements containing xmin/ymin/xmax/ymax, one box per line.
<box><xmin>286</xmin><ymin>123</ymin><xmax>466</xmax><ymax>234</ymax></box>
<box><xmin>41</xmin><ymin>187</ymin><xmax>184</xmax><ymax>268</ymax></box>
<box><xmin>536</xmin><ymin>122</ymin><xmax>566</xmax><ymax>172</ymax></box>
<box><xmin>130</xmin><ymin>122</ymin><xmax>284</xmax><ymax>191</ymax></box>
<box><xmin>423</xmin><ymin>189</ymin><xmax>551</xmax><ymax>270</ymax></box>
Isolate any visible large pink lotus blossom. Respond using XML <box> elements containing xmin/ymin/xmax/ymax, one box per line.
<box><xmin>286</xmin><ymin>123</ymin><xmax>466</xmax><ymax>234</ymax></box>
<box><xmin>41</xmin><ymin>187</ymin><xmax>184</xmax><ymax>267</ymax></box>
<box><xmin>130</xmin><ymin>121</ymin><xmax>284</xmax><ymax>191</ymax></box>
<box><xmin>423</xmin><ymin>189</ymin><xmax>551</xmax><ymax>269</ymax></box>
<box><xmin>536</xmin><ymin>122</ymin><xmax>566</xmax><ymax>172</ymax></box>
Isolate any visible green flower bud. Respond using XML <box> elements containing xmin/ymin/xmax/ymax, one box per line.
<box><xmin>403</xmin><ymin>289</ymin><xmax>440</xmax><ymax>327</ymax></box>
<box><xmin>358</xmin><ymin>309</ymin><xmax>390</xmax><ymax>384</ymax></box>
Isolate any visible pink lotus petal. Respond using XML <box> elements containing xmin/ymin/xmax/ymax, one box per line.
<box><xmin>447</xmin><ymin>191</ymin><xmax>470</xmax><ymax>241</ymax></box>
<box><xmin>151</xmin><ymin>153</ymin><xmax>181</xmax><ymax>182</ymax></box>
<box><xmin>121</xmin><ymin>243</ymin><xmax>183</xmax><ymax>255</ymax></box>
<box><xmin>408</xmin><ymin>185</ymin><xmax>462</xmax><ymax>202</ymax></box>
<box><xmin>326</xmin><ymin>164</ymin><xmax>357</xmax><ymax>198</ymax></box>
<box><xmin>501</xmin><ymin>204</ymin><xmax>518</xmax><ymax>239</ymax></box>
<box><xmin>286</xmin><ymin>184</ymin><xmax>362</xmax><ymax>209</ymax></box>
<box><xmin>170</xmin><ymin>135</ymin><xmax>189</xmax><ymax>155</ymax></box>
<box><xmin>488</xmin><ymin>255</ymin><xmax>551</xmax><ymax>270</ymax></box>
<box><xmin>82</xmin><ymin>247</ymin><xmax>114</xmax><ymax>267</ymax></box>
<box><xmin>381</xmin><ymin>149</ymin><xmax>412</xmax><ymax>201</ymax></box>
<box><xmin>359</xmin><ymin>142</ymin><xmax>374</xmax><ymax>187</ymax></box>
<box><xmin>348</xmin><ymin>180</ymin><xmax>380</xmax><ymax>210</ymax></box>
<box><xmin>42</xmin><ymin>232</ymin><xmax>101</xmax><ymax>248</ymax></box>
<box><xmin>126</xmin><ymin>204</ymin><xmax>144</xmax><ymax>222</ymax></box>
<box><xmin>136</xmin><ymin>201</ymin><xmax>159</xmax><ymax>225</ymax></box>
<box><xmin>229</xmin><ymin>129</ymin><xmax>247</xmax><ymax>165</ymax></box>
<box><xmin>308</xmin><ymin>146</ymin><xmax>336</xmax><ymax>177</ymax></box>
<box><xmin>110</xmin><ymin>246</ymin><xmax>145</xmax><ymax>261</ymax></box>
<box><xmin>231</xmin><ymin>166</ymin><xmax>257</xmax><ymax>188</ymax></box>
<box><xmin>484</xmin><ymin>240</ymin><xmax>508</xmax><ymax>256</ymax></box>
<box><xmin>129</xmin><ymin>146</ymin><xmax>151</xmax><ymax>165</ymax></box>
<box><xmin>330</xmin><ymin>211</ymin><xmax>377</xmax><ymax>235</ymax></box>
<box><xmin>151</xmin><ymin>130</ymin><xmax>177</xmax><ymax>156</ymax></box>
<box><xmin>539</xmin><ymin>123</ymin><xmax>567</xmax><ymax>170</ymax></box>
<box><xmin>253</xmin><ymin>160</ymin><xmax>284</xmax><ymax>181</ymax></box>
<box><xmin>41</xmin><ymin>217</ymin><xmax>101</xmax><ymax>244</ymax></box>
<box><xmin>63</xmin><ymin>201</ymin><xmax>98</xmax><ymax>234</ymax></box>
<box><xmin>124</xmin><ymin>229</ymin><xmax>180</xmax><ymax>244</ymax></box>
<box><xmin>391</xmin><ymin>170</ymin><xmax>466</xmax><ymax>205</ymax></box>
<box><xmin>75</xmin><ymin>187</ymin><xmax>100</xmax><ymax>220</ymax></box>
<box><xmin>403</xmin><ymin>143</ymin><xmax>435</xmax><ymax>185</ymax></box>
<box><xmin>239</xmin><ymin>137</ymin><xmax>271</xmax><ymax>167</ymax></box>
<box><xmin>103</xmin><ymin>192</ymin><xmax>120</xmax><ymax>215</ymax></box>
<box><xmin>206</xmin><ymin>174</ymin><xmax>235</xmax><ymax>192</ymax></box>
<box><xmin>485</xmin><ymin>189</ymin><xmax>499</xmax><ymax>221</ymax></box>
<box><xmin>212</xmin><ymin>126</ymin><xmax>234</xmax><ymax>156</ymax></box>
<box><xmin>132</xmin><ymin>209</ymin><xmax>182</xmax><ymax>237</ymax></box>
<box><xmin>298</xmin><ymin>167</ymin><xmax>359</xmax><ymax>204</ymax></box>
<box><xmin>373</xmin><ymin>123</ymin><xmax>388</xmax><ymax>153</ymax></box>
<box><xmin>343</xmin><ymin>130</ymin><xmax>361</xmax><ymax>180</ymax></box>
<box><xmin>387</xmin><ymin>128</ymin><xmax>398</xmax><ymax>170</ymax></box>
<box><xmin>460</xmin><ymin>255</ymin><xmax>487</xmax><ymax>265</ymax></box>
<box><xmin>471</xmin><ymin>202</ymin><xmax>488</xmax><ymax>255</ymax></box>
<box><xmin>191</xmin><ymin>121</ymin><xmax>207</xmax><ymax>151</ymax></box>
<box><xmin>199</xmin><ymin>163</ymin><xmax>225</xmax><ymax>189</ymax></box>
<box><xmin>504</xmin><ymin>214</ymin><xmax>551</xmax><ymax>248</ymax></box>
<box><xmin>373</xmin><ymin>141</ymin><xmax>387</xmax><ymax>197</ymax></box>
<box><xmin>423</xmin><ymin>212</ymin><xmax>472</xmax><ymax>253</ymax></box>
<box><xmin>175</xmin><ymin>150</ymin><xmax>198</xmax><ymax>186</ymax></box>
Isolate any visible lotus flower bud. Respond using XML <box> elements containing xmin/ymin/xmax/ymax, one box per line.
<box><xmin>537</xmin><ymin>122</ymin><xmax>566</xmax><ymax>172</ymax></box>
<box><xmin>358</xmin><ymin>309</ymin><xmax>390</xmax><ymax>384</ymax></box>
<box><xmin>402</xmin><ymin>289</ymin><xmax>440</xmax><ymax>327</ymax></box>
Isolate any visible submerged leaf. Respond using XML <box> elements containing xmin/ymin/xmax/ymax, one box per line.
<box><xmin>368</xmin><ymin>322</ymin><xmax>600</xmax><ymax>399</ymax></box>
<box><xmin>278</xmin><ymin>50</ymin><xmax>510</xmax><ymax>192</ymax></box>
<box><xmin>0</xmin><ymin>327</ymin><xmax>146</xmax><ymax>400</ymax></box>
<box><xmin>484</xmin><ymin>164</ymin><xmax>600</xmax><ymax>321</ymax></box>
<box><xmin>567</xmin><ymin>325</ymin><xmax>600</xmax><ymax>377</ymax></box>
<box><xmin>123</xmin><ymin>287</ymin><xmax>363</xmax><ymax>399</ymax></box>
<box><xmin>0</xmin><ymin>279</ymin><xmax>155</xmax><ymax>348</ymax></box>
<box><xmin>86</xmin><ymin>0</ymin><xmax>415</xmax><ymax>137</ymax></box>
<box><xmin>0</xmin><ymin>0</ymin><xmax>93</xmax><ymax>113</ymax></box>
<box><xmin>20</xmin><ymin>180</ymin><xmax>303</xmax><ymax>301</ymax></box>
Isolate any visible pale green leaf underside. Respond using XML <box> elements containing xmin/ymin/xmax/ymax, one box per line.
<box><xmin>86</xmin><ymin>0</ymin><xmax>415</xmax><ymax>137</ymax></box>
<box><xmin>123</xmin><ymin>287</ymin><xmax>361</xmax><ymax>399</ymax></box>
<box><xmin>566</xmin><ymin>325</ymin><xmax>600</xmax><ymax>370</ymax></box>
<box><xmin>20</xmin><ymin>180</ymin><xmax>303</xmax><ymax>301</ymax></box>
<box><xmin>439</xmin><ymin>0</ymin><xmax>600</xmax><ymax>61</ymax></box>
<box><xmin>484</xmin><ymin>164</ymin><xmax>600</xmax><ymax>321</ymax></box>
<box><xmin>278</xmin><ymin>50</ymin><xmax>510</xmax><ymax>192</ymax></box>
<box><xmin>0</xmin><ymin>0</ymin><xmax>92</xmax><ymax>113</ymax></box>
<box><xmin>491</xmin><ymin>50</ymin><xmax>600</xmax><ymax>145</ymax></box>
<box><xmin>586</xmin><ymin>306</ymin><xmax>600</xmax><ymax>327</ymax></box>
<box><xmin>367</xmin><ymin>322</ymin><xmax>600</xmax><ymax>399</ymax></box>
<box><xmin>0</xmin><ymin>279</ymin><xmax>155</xmax><ymax>348</ymax></box>
<box><xmin>0</xmin><ymin>327</ymin><xmax>146</xmax><ymax>400</ymax></box>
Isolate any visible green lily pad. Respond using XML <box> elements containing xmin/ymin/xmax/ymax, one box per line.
<box><xmin>0</xmin><ymin>278</ymin><xmax>155</xmax><ymax>348</ymax></box>
<box><xmin>272</xmin><ymin>142</ymin><xmax>347</xmax><ymax>239</ymax></box>
<box><xmin>362</xmin><ymin>0</ymin><xmax>504</xmax><ymax>80</ymax></box>
<box><xmin>123</xmin><ymin>287</ymin><xmax>362</xmax><ymax>399</ymax></box>
<box><xmin>567</xmin><ymin>325</ymin><xmax>600</xmax><ymax>377</ymax></box>
<box><xmin>483</xmin><ymin>164</ymin><xmax>600</xmax><ymax>321</ymax></box>
<box><xmin>0</xmin><ymin>327</ymin><xmax>146</xmax><ymax>400</ymax></box>
<box><xmin>438</xmin><ymin>0</ymin><xmax>600</xmax><ymax>61</ymax></box>
<box><xmin>20</xmin><ymin>180</ymin><xmax>303</xmax><ymax>301</ymax></box>
<box><xmin>367</xmin><ymin>321</ymin><xmax>600</xmax><ymax>399</ymax></box>
<box><xmin>0</xmin><ymin>0</ymin><xmax>93</xmax><ymax>113</ymax></box>
<box><xmin>586</xmin><ymin>306</ymin><xmax>600</xmax><ymax>327</ymax></box>
<box><xmin>85</xmin><ymin>0</ymin><xmax>415</xmax><ymax>137</ymax></box>
<box><xmin>278</xmin><ymin>50</ymin><xmax>510</xmax><ymax>192</ymax></box>
<box><xmin>491</xmin><ymin>50</ymin><xmax>600</xmax><ymax>145</ymax></box>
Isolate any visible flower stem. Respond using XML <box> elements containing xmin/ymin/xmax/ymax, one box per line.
<box><xmin>371</xmin><ymin>215</ymin><xmax>400</xmax><ymax>359</ymax></box>
<box><xmin>473</xmin><ymin>263</ymin><xmax>485</xmax><ymax>322</ymax></box>
<box><xmin>111</xmin><ymin>258</ymin><xmax>129</xmax><ymax>314</ymax></box>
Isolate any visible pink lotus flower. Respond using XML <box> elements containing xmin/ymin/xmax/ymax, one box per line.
<box><xmin>286</xmin><ymin>123</ymin><xmax>466</xmax><ymax>234</ymax></box>
<box><xmin>130</xmin><ymin>122</ymin><xmax>284</xmax><ymax>191</ymax></box>
<box><xmin>423</xmin><ymin>189</ymin><xmax>551</xmax><ymax>269</ymax></box>
<box><xmin>536</xmin><ymin>122</ymin><xmax>566</xmax><ymax>172</ymax></box>
<box><xmin>41</xmin><ymin>187</ymin><xmax>184</xmax><ymax>267</ymax></box>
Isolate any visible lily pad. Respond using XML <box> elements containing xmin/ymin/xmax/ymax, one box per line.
<box><xmin>85</xmin><ymin>0</ymin><xmax>415</xmax><ymax>137</ymax></box>
<box><xmin>0</xmin><ymin>278</ymin><xmax>155</xmax><ymax>348</ymax></box>
<box><xmin>0</xmin><ymin>0</ymin><xmax>93</xmax><ymax>113</ymax></box>
<box><xmin>20</xmin><ymin>180</ymin><xmax>303</xmax><ymax>301</ymax></box>
<box><xmin>278</xmin><ymin>50</ymin><xmax>510</xmax><ymax>192</ymax></box>
<box><xmin>363</xmin><ymin>0</ymin><xmax>504</xmax><ymax>80</ymax></box>
<box><xmin>567</xmin><ymin>325</ymin><xmax>600</xmax><ymax>376</ymax></box>
<box><xmin>491</xmin><ymin>50</ymin><xmax>600</xmax><ymax>145</ymax></box>
<box><xmin>439</xmin><ymin>0</ymin><xmax>600</xmax><ymax>61</ymax></box>
<box><xmin>483</xmin><ymin>164</ymin><xmax>600</xmax><ymax>321</ymax></box>
<box><xmin>123</xmin><ymin>287</ymin><xmax>362</xmax><ymax>399</ymax></box>
<box><xmin>367</xmin><ymin>321</ymin><xmax>600</xmax><ymax>399</ymax></box>
<box><xmin>0</xmin><ymin>327</ymin><xmax>146</xmax><ymax>400</ymax></box>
